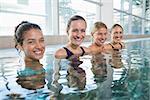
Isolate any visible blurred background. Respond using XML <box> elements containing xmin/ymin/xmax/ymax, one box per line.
<box><xmin>0</xmin><ymin>0</ymin><xmax>150</xmax><ymax>48</ymax></box>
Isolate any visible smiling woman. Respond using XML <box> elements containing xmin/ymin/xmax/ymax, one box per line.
<box><xmin>54</xmin><ymin>15</ymin><xmax>90</xmax><ymax>60</ymax></box>
<box><xmin>109</xmin><ymin>24</ymin><xmax>125</xmax><ymax>49</ymax></box>
<box><xmin>14</xmin><ymin>21</ymin><xmax>45</xmax><ymax>68</ymax></box>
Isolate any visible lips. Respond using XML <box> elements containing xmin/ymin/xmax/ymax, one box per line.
<box><xmin>97</xmin><ymin>39</ymin><xmax>105</xmax><ymax>44</ymax></box>
<box><xmin>74</xmin><ymin>36</ymin><xmax>83</xmax><ymax>42</ymax></box>
<box><xmin>100</xmin><ymin>39</ymin><xmax>105</xmax><ymax>43</ymax></box>
<box><xmin>34</xmin><ymin>49</ymin><xmax>44</xmax><ymax>55</ymax></box>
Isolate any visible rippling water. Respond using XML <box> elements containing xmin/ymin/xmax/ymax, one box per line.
<box><xmin>0</xmin><ymin>39</ymin><xmax>150</xmax><ymax>100</ymax></box>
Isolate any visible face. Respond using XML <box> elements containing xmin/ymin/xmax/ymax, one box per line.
<box><xmin>92</xmin><ymin>27</ymin><xmax>108</xmax><ymax>46</ymax></box>
<box><xmin>111</xmin><ymin>26</ymin><xmax>123</xmax><ymax>43</ymax></box>
<box><xmin>68</xmin><ymin>20</ymin><xmax>86</xmax><ymax>46</ymax></box>
<box><xmin>20</xmin><ymin>29</ymin><xmax>45</xmax><ymax>61</ymax></box>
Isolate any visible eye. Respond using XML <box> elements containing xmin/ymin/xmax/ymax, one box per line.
<box><xmin>119</xmin><ymin>32</ymin><xmax>123</xmax><ymax>34</ymax></box>
<box><xmin>26</xmin><ymin>39</ymin><xmax>35</xmax><ymax>44</ymax></box>
<box><xmin>40</xmin><ymin>38</ymin><xmax>45</xmax><ymax>43</ymax></box>
<box><xmin>104</xmin><ymin>32</ymin><xmax>107</xmax><ymax>35</ymax></box>
<box><xmin>28</xmin><ymin>40</ymin><xmax>34</xmax><ymax>44</ymax></box>
<box><xmin>114</xmin><ymin>32</ymin><xmax>118</xmax><ymax>34</ymax></box>
<box><xmin>97</xmin><ymin>32</ymin><xmax>102</xmax><ymax>35</ymax></box>
<box><xmin>81</xmin><ymin>29</ymin><xmax>85</xmax><ymax>33</ymax></box>
<box><xmin>72</xmin><ymin>29</ymin><xmax>78</xmax><ymax>32</ymax></box>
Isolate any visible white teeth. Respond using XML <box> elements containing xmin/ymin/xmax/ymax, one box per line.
<box><xmin>34</xmin><ymin>50</ymin><xmax>42</xmax><ymax>54</ymax></box>
<box><xmin>100</xmin><ymin>40</ymin><xmax>105</xmax><ymax>43</ymax></box>
<box><xmin>75</xmin><ymin>37</ymin><xmax>82</xmax><ymax>41</ymax></box>
<box><xmin>77</xmin><ymin>38</ymin><xmax>81</xmax><ymax>41</ymax></box>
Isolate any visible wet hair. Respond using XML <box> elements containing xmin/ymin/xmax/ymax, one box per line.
<box><xmin>14</xmin><ymin>21</ymin><xmax>41</xmax><ymax>49</ymax></box>
<box><xmin>66</xmin><ymin>15</ymin><xmax>87</xmax><ymax>34</ymax></box>
<box><xmin>110</xmin><ymin>24</ymin><xmax>123</xmax><ymax>33</ymax></box>
<box><xmin>91</xmin><ymin>21</ymin><xmax>107</xmax><ymax>35</ymax></box>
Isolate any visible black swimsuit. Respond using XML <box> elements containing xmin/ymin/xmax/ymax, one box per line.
<box><xmin>109</xmin><ymin>43</ymin><xmax>119</xmax><ymax>51</ymax></box>
<box><xmin>63</xmin><ymin>47</ymin><xmax>85</xmax><ymax>59</ymax></box>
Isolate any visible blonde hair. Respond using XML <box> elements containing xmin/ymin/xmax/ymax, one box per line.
<box><xmin>91</xmin><ymin>22</ymin><xmax>107</xmax><ymax>35</ymax></box>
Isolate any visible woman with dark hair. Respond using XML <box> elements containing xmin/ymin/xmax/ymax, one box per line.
<box><xmin>14</xmin><ymin>21</ymin><xmax>46</xmax><ymax>89</ymax></box>
<box><xmin>55</xmin><ymin>15</ymin><xmax>90</xmax><ymax>60</ymax></box>
<box><xmin>109</xmin><ymin>24</ymin><xmax>125</xmax><ymax>49</ymax></box>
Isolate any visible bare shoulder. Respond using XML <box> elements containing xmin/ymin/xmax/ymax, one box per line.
<box><xmin>82</xmin><ymin>46</ymin><xmax>91</xmax><ymax>55</ymax></box>
<box><xmin>103</xmin><ymin>43</ymin><xmax>112</xmax><ymax>50</ymax></box>
<box><xmin>54</xmin><ymin>48</ymin><xmax>67</xmax><ymax>59</ymax></box>
<box><xmin>88</xmin><ymin>44</ymin><xmax>96</xmax><ymax>50</ymax></box>
<box><xmin>120</xmin><ymin>42</ymin><xmax>125</xmax><ymax>48</ymax></box>
<box><xmin>88</xmin><ymin>44</ymin><xmax>103</xmax><ymax>54</ymax></box>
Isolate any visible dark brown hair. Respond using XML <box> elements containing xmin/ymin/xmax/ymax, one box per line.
<box><xmin>14</xmin><ymin>21</ymin><xmax>41</xmax><ymax>49</ymax></box>
<box><xmin>66</xmin><ymin>15</ymin><xmax>87</xmax><ymax>34</ymax></box>
<box><xmin>110</xmin><ymin>24</ymin><xmax>123</xmax><ymax>32</ymax></box>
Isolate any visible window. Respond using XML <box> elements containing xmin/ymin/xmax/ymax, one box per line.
<box><xmin>59</xmin><ymin>0</ymin><xmax>100</xmax><ymax>35</ymax></box>
<box><xmin>113</xmin><ymin>0</ymin><xmax>150</xmax><ymax>35</ymax></box>
<box><xmin>132</xmin><ymin>16</ymin><xmax>142</xmax><ymax>34</ymax></box>
<box><xmin>132</xmin><ymin>0</ymin><xmax>143</xmax><ymax>17</ymax></box>
<box><xmin>113</xmin><ymin>0</ymin><xmax>129</xmax><ymax>12</ymax></box>
<box><xmin>113</xmin><ymin>10</ymin><xmax>129</xmax><ymax>34</ymax></box>
<box><xmin>0</xmin><ymin>0</ymin><xmax>47</xmax><ymax>36</ymax></box>
<box><xmin>145</xmin><ymin>20</ymin><xmax>150</xmax><ymax>34</ymax></box>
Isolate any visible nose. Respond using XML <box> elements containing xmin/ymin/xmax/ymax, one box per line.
<box><xmin>101</xmin><ymin>34</ymin><xmax>106</xmax><ymax>40</ymax></box>
<box><xmin>35</xmin><ymin>41</ymin><xmax>43</xmax><ymax>49</ymax></box>
<box><xmin>77</xmin><ymin>31</ymin><xmax>85</xmax><ymax>37</ymax></box>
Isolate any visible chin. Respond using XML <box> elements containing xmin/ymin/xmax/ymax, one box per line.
<box><xmin>113</xmin><ymin>40</ymin><xmax>118</xmax><ymax>43</ymax></box>
<box><xmin>96</xmin><ymin>42</ymin><xmax>102</xmax><ymax>46</ymax></box>
<box><xmin>34</xmin><ymin>56</ymin><xmax>43</xmax><ymax>60</ymax></box>
<box><xmin>74</xmin><ymin>42</ymin><xmax>82</xmax><ymax>46</ymax></box>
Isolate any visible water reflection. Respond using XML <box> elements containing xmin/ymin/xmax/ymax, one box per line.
<box><xmin>1</xmin><ymin>39</ymin><xmax>150</xmax><ymax>100</ymax></box>
<box><xmin>51</xmin><ymin>59</ymin><xmax>86</xmax><ymax>99</ymax></box>
<box><xmin>110</xmin><ymin>50</ymin><xmax>123</xmax><ymax>68</ymax></box>
<box><xmin>90</xmin><ymin>53</ymin><xmax>112</xmax><ymax>99</ymax></box>
<box><xmin>91</xmin><ymin>53</ymin><xmax>107</xmax><ymax>81</ymax></box>
<box><xmin>6</xmin><ymin>60</ymin><xmax>52</xmax><ymax>100</ymax></box>
<box><xmin>128</xmin><ymin>48</ymin><xmax>150</xmax><ymax>100</ymax></box>
<box><xmin>67</xmin><ymin>60</ymin><xmax>86</xmax><ymax>90</ymax></box>
<box><xmin>110</xmin><ymin>49</ymin><xmax>129</xmax><ymax>99</ymax></box>
<box><xmin>16</xmin><ymin>68</ymin><xmax>46</xmax><ymax>90</ymax></box>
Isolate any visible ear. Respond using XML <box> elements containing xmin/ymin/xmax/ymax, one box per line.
<box><xmin>67</xmin><ymin>31</ymin><xmax>69</xmax><ymax>36</ymax></box>
<box><xmin>91</xmin><ymin>32</ymin><xmax>93</xmax><ymax>36</ymax></box>
<box><xmin>17</xmin><ymin>44</ymin><xmax>23</xmax><ymax>51</ymax></box>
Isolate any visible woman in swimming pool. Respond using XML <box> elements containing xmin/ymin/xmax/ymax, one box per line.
<box><xmin>14</xmin><ymin>21</ymin><xmax>46</xmax><ymax>90</ymax></box>
<box><xmin>89</xmin><ymin>22</ymin><xmax>125</xmax><ymax>54</ymax></box>
<box><xmin>88</xmin><ymin>22</ymin><xmax>108</xmax><ymax>77</ymax></box>
<box><xmin>55</xmin><ymin>15</ymin><xmax>90</xmax><ymax>60</ymax></box>
<box><xmin>14</xmin><ymin>21</ymin><xmax>45</xmax><ymax>70</ymax></box>
<box><xmin>109</xmin><ymin>24</ymin><xmax>125</xmax><ymax>50</ymax></box>
<box><xmin>89</xmin><ymin>21</ymin><xmax>108</xmax><ymax>54</ymax></box>
<box><xmin>52</xmin><ymin>16</ymin><xmax>90</xmax><ymax>97</ymax></box>
<box><xmin>108</xmin><ymin>24</ymin><xmax>125</xmax><ymax>69</ymax></box>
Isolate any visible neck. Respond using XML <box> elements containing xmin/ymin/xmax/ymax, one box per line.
<box><xmin>112</xmin><ymin>41</ymin><xmax>117</xmax><ymax>45</ymax></box>
<box><xmin>69</xmin><ymin>43</ymin><xmax>78</xmax><ymax>49</ymax></box>
<box><xmin>94</xmin><ymin>42</ymin><xmax>102</xmax><ymax>47</ymax></box>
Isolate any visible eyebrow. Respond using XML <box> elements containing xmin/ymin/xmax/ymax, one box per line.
<box><xmin>26</xmin><ymin>37</ymin><xmax>44</xmax><ymax>40</ymax></box>
<box><xmin>26</xmin><ymin>39</ymin><xmax>35</xmax><ymax>41</ymax></box>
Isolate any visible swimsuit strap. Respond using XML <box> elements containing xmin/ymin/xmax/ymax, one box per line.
<box><xmin>109</xmin><ymin>43</ymin><xmax>119</xmax><ymax>51</ymax></box>
<box><xmin>80</xmin><ymin>47</ymin><xmax>85</xmax><ymax>56</ymax></box>
<box><xmin>63</xmin><ymin>47</ymin><xmax>74</xmax><ymax>59</ymax></box>
<box><xmin>119</xmin><ymin>42</ymin><xmax>123</xmax><ymax>49</ymax></box>
<box><xmin>63</xmin><ymin>47</ymin><xmax>85</xmax><ymax>59</ymax></box>
<box><xmin>109</xmin><ymin>43</ymin><xmax>114</xmax><ymax>49</ymax></box>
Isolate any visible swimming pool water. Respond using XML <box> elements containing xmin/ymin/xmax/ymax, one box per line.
<box><xmin>0</xmin><ymin>39</ymin><xmax>150</xmax><ymax>100</ymax></box>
